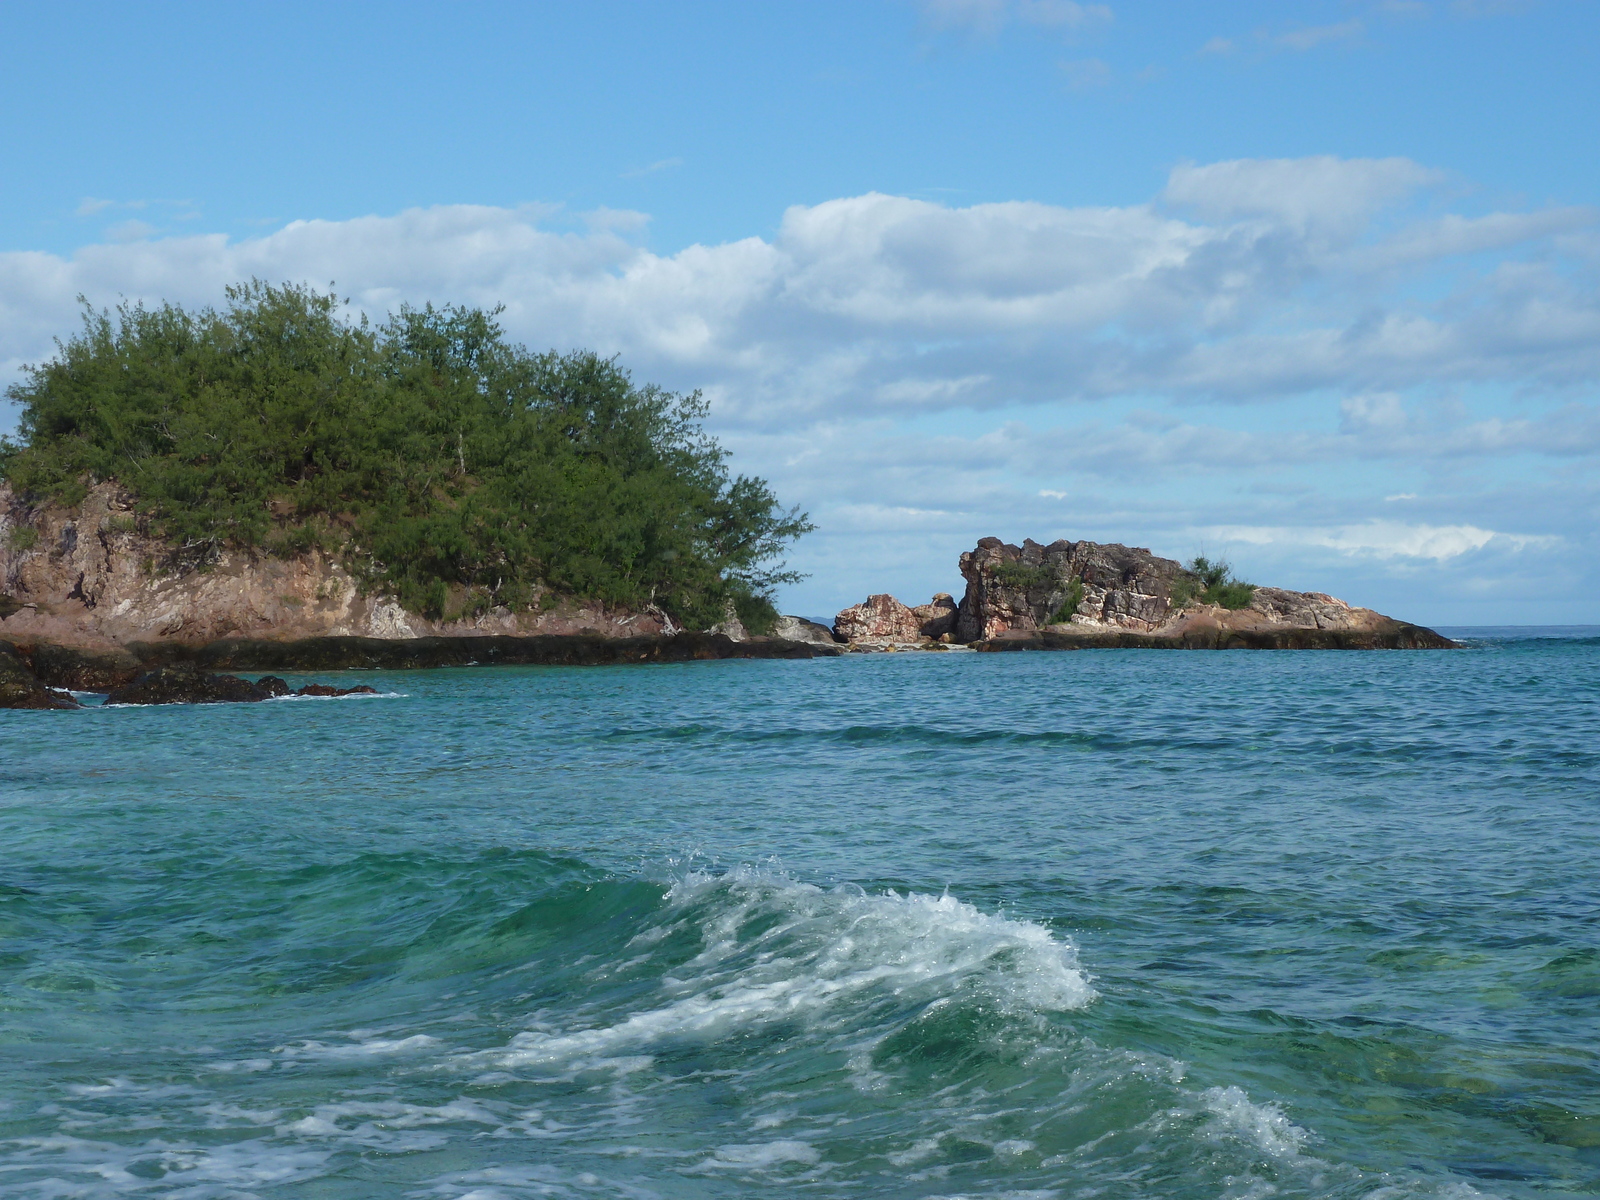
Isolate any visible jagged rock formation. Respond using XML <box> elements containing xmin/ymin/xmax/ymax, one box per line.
<box><xmin>825</xmin><ymin>537</ymin><xmax>1452</xmax><ymax>650</ymax></box>
<box><xmin>772</xmin><ymin>615</ymin><xmax>840</xmax><ymax>645</ymax></box>
<box><xmin>956</xmin><ymin>537</ymin><xmax>1453</xmax><ymax>649</ymax></box>
<box><xmin>0</xmin><ymin>482</ymin><xmax>671</xmax><ymax>652</ymax></box>
<box><xmin>833</xmin><ymin>593</ymin><xmax>958</xmax><ymax>645</ymax></box>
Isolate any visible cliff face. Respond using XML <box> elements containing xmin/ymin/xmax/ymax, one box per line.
<box><xmin>0</xmin><ymin>483</ymin><xmax>668</xmax><ymax>650</ymax></box>
<box><xmin>955</xmin><ymin>538</ymin><xmax>1184</xmax><ymax>641</ymax></box>
<box><xmin>954</xmin><ymin>536</ymin><xmax>1446</xmax><ymax>646</ymax></box>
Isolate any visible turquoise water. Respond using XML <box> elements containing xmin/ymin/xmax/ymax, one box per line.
<box><xmin>3</xmin><ymin>633</ymin><xmax>1599</xmax><ymax>1198</ymax></box>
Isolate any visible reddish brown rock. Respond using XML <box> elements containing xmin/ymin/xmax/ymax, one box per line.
<box><xmin>912</xmin><ymin>593</ymin><xmax>959</xmax><ymax>640</ymax></box>
<box><xmin>955</xmin><ymin>536</ymin><xmax>1454</xmax><ymax>648</ymax></box>
<box><xmin>834</xmin><ymin>594</ymin><xmax>922</xmax><ymax>643</ymax></box>
<box><xmin>0</xmin><ymin>481</ymin><xmax>670</xmax><ymax>651</ymax></box>
<box><xmin>834</xmin><ymin>592</ymin><xmax>962</xmax><ymax>645</ymax></box>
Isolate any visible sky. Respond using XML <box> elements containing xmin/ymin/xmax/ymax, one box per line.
<box><xmin>2</xmin><ymin>0</ymin><xmax>1596</xmax><ymax>624</ymax></box>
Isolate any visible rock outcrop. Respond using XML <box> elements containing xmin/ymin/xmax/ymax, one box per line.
<box><xmin>0</xmin><ymin>482</ymin><xmax>672</xmax><ymax>652</ymax></box>
<box><xmin>101</xmin><ymin>666</ymin><xmax>384</xmax><ymax>706</ymax></box>
<box><xmin>0</xmin><ymin>642</ymin><xmax>79</xmax><ymax>709</ymax></box>
<box><xmin>955</xmin><ymin>537</ymin><xmax>1454</xmax><ymax>649</ymax></box>
<box><xmin>105</xmin><ymin>666</ymin><xmax>293</xmax><ymax>706</ymax></box>
<box><xmin>832</xmin><ymin>593</ymin><xmax>959</xmax><ymax>645</ymax></box>
<box><xmin>772</xmin><ymin>615</ymin><xmax>840</xmax><ymax>645</ymax></box>
<box><xmin>834</xmin><ymin>594</ymin><xmax>922</xmax><ymax>643</ymax></box>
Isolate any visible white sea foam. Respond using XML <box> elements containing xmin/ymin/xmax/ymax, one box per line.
<box><xmin>1199</xmin><ymin>1085</ymin><xmax>1312</xmax><ymax>1159</ymax></box>
<box><xmin>272</xmin><ymin>1033</ymin><xmax>440</xmax><ymax>1060</ymax></box>
<box><xmin>0</xmin><ymin>1133</ymin><xmax>332</xmax><ymax>1197</ymax></box>
<box><xmin>699</xmin><ymin>1139</ymin><xmax>821</xmax><ymax>1168</ymax></box>
<box><xmin>467</xmin><ymin>870</ymin><xmax>1093</xmax><ymax>1073</ymax></box>
<box><xmin>268</xmin><ymin>690</ymin><xmax>406</xmax><ymax>701</ymax></box>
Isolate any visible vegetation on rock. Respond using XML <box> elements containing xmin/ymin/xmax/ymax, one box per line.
<box><xmin>1048</xmin><ymin>579</ymin><xmax>1085</xmax><ymax>625</ymax></box>
<box><xmin>0</xmin><ymin>282</ymin><xmax>811</xmax><ymax>629</ymax></box>
<box><xmin>1170</xmin><ymin>555</ymin><xmax>1256</xmax><ymax>610</ymax></box>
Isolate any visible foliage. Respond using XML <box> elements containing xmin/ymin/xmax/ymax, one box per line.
<box><xmin>1049</xmin><ymin>579</ymin><xmax>1085</xmax><ymax>625</ymax></box>
<box><xmin>991</xmin><ymin>561</ymin><xmax>1056</xmax><ymax>591</ymax></box>
<box><xmin>5</xmin><ymin>525</ymin><xmax>38</xmax><ymax>552</ymax></box>
<box><xmin>1170</xmin><ymin>555</ymin><xmax>1256</xmax><ymax>611</ymax></box>
<box><xmin>1</xmin><ymin>282</ymin><xmax>812</xmax><ymax>628</ymax></box>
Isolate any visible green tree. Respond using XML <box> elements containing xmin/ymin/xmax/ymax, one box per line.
<box><xmin>1</xmin><ymin>282</ymin><xmax>812</xmax><ymax>629</ymax></box>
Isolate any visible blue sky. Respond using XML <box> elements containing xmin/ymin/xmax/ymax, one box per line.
<box><xmin>2</xmin><ymin>0</ymin><xmax>1596</xmax><ymax>623</ymax></box>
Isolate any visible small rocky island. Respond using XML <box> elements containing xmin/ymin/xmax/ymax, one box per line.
<box><xmin>1</xmin><ymin>500</ymin><xmax>1454</xmax><ymax>708</ymax></box>
<box><xmin>830</xmin><ymin>537</ymin><xmax>1454</xmax><ymax>652</ymax></box>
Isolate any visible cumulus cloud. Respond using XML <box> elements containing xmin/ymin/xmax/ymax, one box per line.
<box><xmin>1161</xmin><ymin>155</ymin><xmax>1441</xmax><ymax>232</ymax></box>
<box><xmin>4</xmin><ymin>159</ymin><xmax>1593</xmax><ymax>425</ymax></box>
<box><xmin>2</xmin><ymin>154</ymin><xmax>1595</xmax><ymax>618</ymax></box>
<box><xmin>1206</xmin><ymin>521</ymin><xmax>1557</xmax><ymax>561</ymax></box>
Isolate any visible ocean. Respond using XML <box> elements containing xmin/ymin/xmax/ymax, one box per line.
<box><xmin>2</xmin><ymin>630</ymin><xmax>1597</xmax><ymax>1198</ymax></box>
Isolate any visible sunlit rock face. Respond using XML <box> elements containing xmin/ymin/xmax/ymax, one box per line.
<box><xmin>0</xmin><ymin>482</ymin><xmax>667</xmax><ymax>650</ymax></box>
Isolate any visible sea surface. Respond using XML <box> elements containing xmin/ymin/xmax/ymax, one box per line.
<box><xmin>2</xmin><ymin>630</ymin><xmax>1598</xmax><ymax>1199</ymax></box>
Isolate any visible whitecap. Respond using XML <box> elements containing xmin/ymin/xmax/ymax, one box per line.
<box><xmin>467</xmin><ymin>869</ymin><xmax>1093</xmax><ymax>1072</ymax></box>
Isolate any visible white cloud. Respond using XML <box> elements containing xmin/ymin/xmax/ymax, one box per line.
<box><xmin>1</xmin><ymin>162</ymin><xmax>1595</xmax><ymax>432</ymax></box>
<box><xmin>1162</xmin><ymin>155</ymin><xmax>1441</xmax><ymax>232</ymax></box>
<box><xmin>1204</xmin><ymin>521</ymin><xmax>1556</xmax><ymax>561</ymax></box>
<box><xmin>3</xmin><ymin>157</ymin><xmax>1597</xmax><ymax>620</ymax></box>
<box><xmin>917</xmin><ymin>0</ymin><xmax>1111</xmax><ymax>34</ymax></box>
<box><xmin>1271</xmin><ymin>20</ymin><xmax>1364</xmax><ymax>51</ymax></box>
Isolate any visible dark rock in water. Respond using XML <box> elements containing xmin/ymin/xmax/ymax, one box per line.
<box><xmin>295</xmin><ymin>683</ymin><xmax>380</xmax><ymax>697</ymax></box>
<box><xmin>125</xmin><ymin>630</ymin><xmax>839</xmax><ymax>672</ymax></box>
<box><xmin>24</xmin><ymin>642</ymin><xmax>142</xmax><ymax>690</ymax></box>
<box><xmin>0</xmin><ymin>641</ymin><xmax>79</xmax><ymax>709</ymax></box>
<box><xmin>971</xmin><ymin>625</ymin><xmax>1455</xmax><ymax>652</ymax></box>
<box><xmin>104</xmin><ymin>665</ymin><xmax>288</xmax><ymax>706</ymax></box>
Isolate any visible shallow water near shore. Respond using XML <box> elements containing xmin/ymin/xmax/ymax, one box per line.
<box><xmin>2</xmin><ymin>631</ymin><xmax>1598</xmax><ymax>1198</ymax></box>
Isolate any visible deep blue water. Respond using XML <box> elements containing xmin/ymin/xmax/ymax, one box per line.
<box><xmin>2</xmin><ymin>631</ymin><xmax>1598</xmax><ymax>1198</ymax></box>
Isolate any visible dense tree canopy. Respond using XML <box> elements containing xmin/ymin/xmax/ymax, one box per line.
<box><xmin>0</xmin><ymin>282</ymin><xmax>811</xmax><ymax>630</ymax></box>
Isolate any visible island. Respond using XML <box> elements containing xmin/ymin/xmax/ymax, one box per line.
<box><xmin>0</xmin><ymin>284</ymin><xmax>1451</xmax><ymax>708</ymax></box>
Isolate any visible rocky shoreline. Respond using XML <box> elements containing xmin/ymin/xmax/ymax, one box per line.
<box><xmin>0</xmin><ymin>631</ymin><xmax>843</xmax><ymax>707</ymax></box>
<box><xmin>1</xmin><ymin>480</ymin><xmax>1457</xmax><ymax>708</ymax></box>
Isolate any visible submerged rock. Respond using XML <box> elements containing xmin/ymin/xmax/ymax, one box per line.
<box><xmin>294</xmin><ymin>683</ymin><xmax>380</xmax><ymax>697</ymax></box>
<box><xmin>105</xmin><ymin>665</ymin><xmax>290</xmax><ymax>706</ymax></box>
